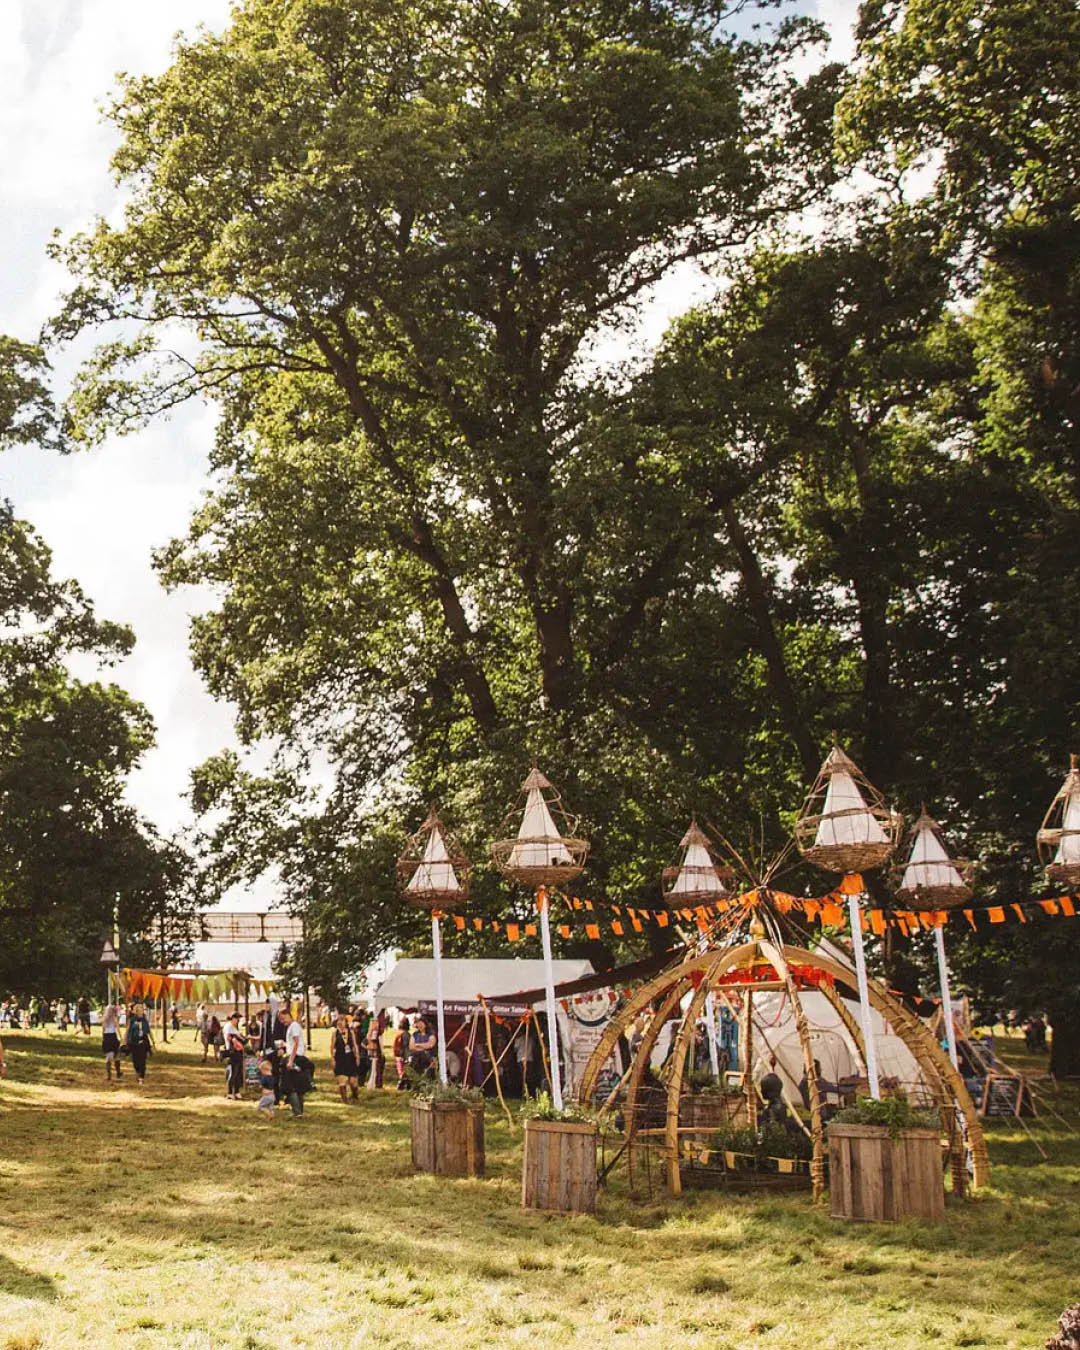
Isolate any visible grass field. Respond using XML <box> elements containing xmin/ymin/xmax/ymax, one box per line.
<box><xmin>0</xmin><ymin>1028</ymin><xmax>1076</xmax><ymax>1349</ymax></box>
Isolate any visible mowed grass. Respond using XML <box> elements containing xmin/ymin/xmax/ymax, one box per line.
<box><xmin>0</xmin><ymin>1030</ymin><xmax>1077</xmax><ymax>1349</ymax></box>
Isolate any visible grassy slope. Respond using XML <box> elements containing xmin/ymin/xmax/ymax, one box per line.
<box><xmin>0</xmin><ymin>1030</ymin><xmax>1076</xmax><ymax>1350</ymax></box>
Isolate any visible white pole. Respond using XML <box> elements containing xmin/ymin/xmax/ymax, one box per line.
<box><xmin>432</xmin><ymin>914</ymin><xmax>448</xmax><ymax>1084</ymax></box>
<box><xmin>705</xmin><ymin>992</ymin><xmax>721</xmax><ymax>1077</ymax></box>
<box><xmin>847</xmin><ymin>893</ymin><xmax>881</xmax><ymax>1099</ymax></box>
<box><xmin>538</xmin><ymin>890</ymin><xmax>564</xmax><ymax>1111</ymax></box>
<box><xmin>934</xmin><ymin>924</ymin><xmax>959</xmax><ymax>1071</ymax></box>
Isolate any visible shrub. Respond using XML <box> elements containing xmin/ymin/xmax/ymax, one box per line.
<box><xmin>830</xmin><ymin>1096</ymin><xmax>940</xmax><ymax>1137</ymax></box>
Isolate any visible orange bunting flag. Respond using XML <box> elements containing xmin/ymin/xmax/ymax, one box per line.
<box><xmin>840</xmin><ymin>873</ymin><xmax>865</xmax><ymax>895</ymax></box>
<box><xmin>821</xmin><ymin>902</ymin><xmax>844</xmax><ymax>926</ymax></box>
<box><xmin>572</xmin><ymin>897</ymin><xmax>583</xmax><ymax>910</ymax></box>
<box><xmin>559</xmin><ymin>924</ymin><xmax>571</xmax><ymax>939</ymax></box>
<box><xmin>1011</xmin><ymin>905</ymin><xmax>1027</xmax><ymax>923</ymax></box>
<box><xmin>585</xmin><ymin>899</ymin><xmax>594</xmax><ymax>911</ymax></box>
<box><xmin>987</xmin><ymin>907</ymin><xmax>1005</xmax><ymax>924</ymax></box>
<box><xmin>657</xmin><ymin>911</ymin><xmax>669</xmax><ymax>928</ymax></box>
<box><xmin>1040</xmin><ymin>899</ymin><xmax>1060</xmax><ymax>915</ymax></box>
<box><xmin>612</xmin><ymin>905</ymin><xmax>622</xmax><ymax>916</ymax></box>
<box><xmin>525</xmin><ymin>923</ymin><xmax>537</xmax><ymax>937</ymax></box>
<box><xmin>454</xmin><ymin>916</ymin><xmax>465</xmax><ymax>931</ymax></box>
<box><xmin>506</xmin><ymin>923</ymin><xmax>520</xmax><ymax>942</ymax></box>
<box><xmin>869</xmin><ymin>910</ymin><xmax>886</xmax><ymax>936</ymax></box>
<box><xmin>612</xmin><ymin>921</ymin><xmax>624</xmax><ymax>936</ymax></box>
<box><xmin>585</xmin><ymin>923</ymin><xmax>600</xmax><ymax>940</ymax></box>
<box><xmin>804</xmin><ymin>900</ymin><xmax>821</xmax><ymax>922</ymax></box>
<box><xmin>1061</xmin><ymin>896</ymin><xmax>1076</xmax><ymax>917</ymax></box>
<box><xmin>473</xmin><ymin>918</ymin><xmax>483</xmax><ymax>931</ymax></box>
<box><xmin>631</xmin><ymin>918</ymin><xmax>643</xmax><ymax>933</ymax></box>
<box><xmin>963</xmin><ymin>909</ymin><xmax>977</xmax><ymax>931</ymax></box>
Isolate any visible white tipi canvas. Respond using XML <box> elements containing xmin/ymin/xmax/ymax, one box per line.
<box><xmin>507</xmin><ymin>786</ymin><xmax>572</xmax><ymax>869</ymax></box>
<box><xmin>669</xmin><ymin>828</ymin><xmax>725</xmax><ymax>896</ymax></box>
<box><xmin>1055</xmin><ymin>791</ymin><xmax>1080</xmax><ymax>864</ymax></box>
<box><xmin>814</xmin><ymin>769</ymin><xmax>888</xmax><ymax>848</ymax></box>
<box><xmin>406</xmin><ymin>823</ymin><xmax>461</xmax><ymax>894</ymax></box>
<box><xmin>900</xmin><ymin>820</ymin><xmax>965</xmax><ymax>891</ymax></box>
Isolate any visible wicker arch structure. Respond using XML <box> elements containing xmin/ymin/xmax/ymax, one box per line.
<box><xmin>578</xmin><ymin>940</ymin><xmax>988</xmax><ymax>1199</ymax></box>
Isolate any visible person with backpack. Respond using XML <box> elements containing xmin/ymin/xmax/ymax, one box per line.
<box><xmin>125</xmin><ymin>1002</ymin><xmax>154</xmax><ymax>1086</ymax></box>
<box><xmin>393</xmin><ymin>1017</ymin><xmax>411</xmax><ymax>1090</ymax></box>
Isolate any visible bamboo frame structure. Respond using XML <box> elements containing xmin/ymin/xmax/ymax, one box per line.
<box><xmin>1037</xmin><ymin>755</ymin><xmax>1080</xmax><ymax>888</ymax></box>
<box><xmin>491</xmin><ymin>767</ymin><xmax>589</xmax><ymax>888</ymax></box>
<box><xmin>577</xmin><ymin>939</ymin><xmax>989</xmax><ymax>1198</ymax></box>
<box><xmin>396</xmin><ymin>807</ymin><xmax>471</xmax><ymax>911</ymax></box>
<box><xmin>893</xmin><ymin>808</ymin><xmax>973</xmax><ymax>910</ymax></box>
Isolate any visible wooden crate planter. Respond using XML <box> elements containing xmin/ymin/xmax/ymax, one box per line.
<box><xmin>522</xmin><ymin>1120</ymin><xmax>598</xmax><ymax>1214</ymax></box>
<box><xmin>828</xmin><ymin>1124</ymin><xmax>944</xmax><ymax>1223</ymax></box>
<box><xmin>410</xmin><ymin>1099</ymin><xmax>485</xmax><ymax>1178</ymax></box>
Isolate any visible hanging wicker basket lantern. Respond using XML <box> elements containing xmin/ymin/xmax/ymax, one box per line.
<box><xmin>491</xmin><ymin>766</ymin><xmax>589</xmax><ymax>888</ymax></box>
<box><xmin>795</xmin><ymin>746</ymin><xmax>901</xmax><ymax>875</ymax></box>
<box><xmin>1037</xmin><ymin>755</ymin><xmax>1080</xmax><ymax>888</ymax></box>
<box><xmin>396</xmin><ymin>807</ymin><xmax>471</xmax><ymax>911</ymax></box>
<box><xmin>892</xmin><ymin>809</ymin><xmax>973</xmax><ymax>910</ymax></box>
<box><xmin>661</xmin><ymin>820</ymin><xmax>734</xmax><ymax>907</ymax></box>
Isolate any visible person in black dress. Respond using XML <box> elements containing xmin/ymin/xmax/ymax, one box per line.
<box><xmin>331</xmin><ymin>1014</ymin><xmax>361</xmax><ymax>1102</ymax></box>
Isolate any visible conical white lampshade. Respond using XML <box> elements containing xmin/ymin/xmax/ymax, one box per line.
<box><xmin>406</xmin><ymin>822</ymin><xmax>462</xmax><ymax>894</ymax></box>
<box><xmin>507</xmin><ymin>786</ymin><xmax>573</xmax><ymax>869</ymax></box>
<box><xmin>900</xmin><ymin>819</ymin><xmax>966</xmax><ymax>892</ymax></box>
<box><xmin>1055</xmin><ymin>792</ymin><xmax>1080</xmax><ymax>864</ymax></box>
<box><xmin>667</xmin><ymin>823</ymin><xmax>726</xmax><ymax>896</ymax></box>
<box><xmin>814</xmin><ymin>769</ymin><xmax>889</xmax><ymax>848</ymax></box>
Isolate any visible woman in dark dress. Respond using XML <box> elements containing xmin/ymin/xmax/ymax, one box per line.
<box><xmin>330</xmin><ymin>1014</ymin><xmax>361</xmax><ymax>1103</ymax></box>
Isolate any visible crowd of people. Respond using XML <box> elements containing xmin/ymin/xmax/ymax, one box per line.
<box><xmin>0</xmin><ymin>995</ymin><xmax>95</xmax><ymax>1033</ymax></box>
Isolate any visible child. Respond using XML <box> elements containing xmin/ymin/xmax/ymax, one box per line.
<box><xmin>256</xmin><ymin>1058</ymin><xmax>277</xmax><ymax>1118</ymax></box>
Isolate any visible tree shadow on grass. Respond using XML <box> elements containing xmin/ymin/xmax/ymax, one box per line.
<box><xmin>0</xmin><ymin>1255</ymin><xmax>59</xmax><ymax>1302</ymax></box>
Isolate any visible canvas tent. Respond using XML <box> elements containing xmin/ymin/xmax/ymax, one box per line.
<box><xmin>373</xmin><ymin>958</ymin><xmax>594</xmax><ymax>1016</ymax></box>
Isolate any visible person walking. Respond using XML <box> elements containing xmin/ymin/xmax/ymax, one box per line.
<box><xmin>125</xmin><ymin>1002</ymin><xmax>154</xmax><ymax>1086</ymax></box>
<box><xmin>279</xmin><ymin>1009</ymin><xmax>308</xmax><ymax>1118</ymax></box>
<box><xmin>194</xmin><ymin>1001</ymin><xmax>207</xmax><ymax>1045</ymax></box>
<box><xmin>393</xmin><ymin>1017</ymin><xmax>411</xmax><ymax>1089</ymax></box>
<box><xmin>330</xmin><ymin>1014</ymin><xmax>361</xmax><ymax>1103</ymax></box>
<box><xmin>76</xmin><ymin>995</ymin><xmax>92</xmax><ymax>1036</ymax></box>
<box><xmin>102</xmin><ymin>1001</ymin><xmax>123</xmax><ymax>1081</ymax></box>
<box><xmin>365</xmin><ymin>1013</ymin><xmax>384</xmax><ymax>1090</ymax></box>
<box><xmin>223</xmin><ymin>1016</ymin><xmax>246</xmax><ymax>1099</ymax></box>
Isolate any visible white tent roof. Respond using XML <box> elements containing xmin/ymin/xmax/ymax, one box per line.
<box><xmin>373</xmin><ymin>958</ymin><xmax>594</xmax><ymax>1011</ymax></box>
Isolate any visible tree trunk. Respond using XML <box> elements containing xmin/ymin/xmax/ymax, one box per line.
<box><xmin>721</xmin><ymin>501</ymin><xmax>819</xmax><ymax>781</ymax></box>
<box><xmin>1049</xmin><ymin>1011</ymin><xmax>1080</xmax><ymax>1079</ymax></box>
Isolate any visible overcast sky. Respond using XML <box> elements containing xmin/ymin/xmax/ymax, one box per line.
<box><xmin>0</xmin><ymin>0</ymin><xmax>856</xmax><ymax>973</ymax></box>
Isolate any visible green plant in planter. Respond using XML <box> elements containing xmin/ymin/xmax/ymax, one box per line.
<box><xmin>831</xmin><ymin>1096</ymin><xmax>940</xmax><ymax>1138</ymax></box>
<box><xmin>711</xmin><ymin>1121</ymin><xmax>813</xmax><ymax>1167</ymax></box>
<box><xmin>519</xmin><ymin>1091</ymin><xmax>595</xmax><ymax>1125</ymax></box>
<box><xmin>687</xmin><ymin>1068</ymin><xmax>736</xmax><ymax>1095</ymax></box>
<box><xmin>407</xmin><ymin>1068</ymin><xmax>484</xmax><ymax>1105</ymax></box>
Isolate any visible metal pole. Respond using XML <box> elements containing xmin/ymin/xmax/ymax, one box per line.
<box><xmin>847</xmin><ymin>893</ymin><xmax>880</xmax><ymax>1099</ymax></box>
<box><xmin>538</xmin><ymin>889</ymin><xmax>564</xmax><ymax>1112</ymax></box>
<box><xmin>934</xmin><ymin>924</ymin><xmax>959</xmax><ymax>1070</ymax></box>
<box><xmin>432</xmin><ymin>914</ymin><xmax>448</xmax><ymax>1084</ymax></box>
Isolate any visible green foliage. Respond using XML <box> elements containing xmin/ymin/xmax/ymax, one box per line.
<box><xmin>406</xmin><ymin>1068</ymin><xmax>484</xmax><ymax>1105</ymax></box>
<box><xmin>831</xmin><ymin>1095</ymin><xmax>940</xmax><ymax>1137</ymax></box>
<box><xmin>711</xmin><ymin>1121</ymin><xmax>812</xmax><ymax>1163</ymax></box>
<box><xmin>519</xmin><ymin>1091</ymin><xmax>594</xmax><ymax>1125</ymax></box>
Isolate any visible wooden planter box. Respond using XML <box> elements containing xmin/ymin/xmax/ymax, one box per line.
<box><xmin>828</xmin><ymin>1124</ymin><xmax>944</xmax><ymax>1223</ymax></box>
<box><xmin>522</xmin><ymin>1119</ymin><xmax>598</xmax><ymax>1214</ymax></box>
<box><xmin>410</xmin><ymin>1099</ymin><xmax>485</xmax><ymax>1178</ymax></box>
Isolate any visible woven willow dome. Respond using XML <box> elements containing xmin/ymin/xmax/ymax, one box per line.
<box><xmin>795</xmin><ymin>746</ymin><xmax>902</xmax><ymax>875</ymax></box>
<box><xmin>396</xmin><ymin>808</ymin><xmax>471</xmax><ymax>911</ymax></box>
<box><xmin>661</xmin><ymin>820</ymin><xmax>733</xmax><ymax>907</ymax></box>
<box><xmin>1037</xmin><ymin>756</ymin><xmax>1080</xmax><ymax>889</ymax></box>
<box><xmin>576</xmin><ymin>929</ymin><xmax>988</xmax><ymax>1201</ymax></box>
<box><xmin>491</xmin><ymin>767</ymin><xmax>589</xmax><ymax>888</ymax></box>
<box><xmin>894</xmin><ymin>809</ymin><xmax>973</xmax><ymax>910</ymax></box>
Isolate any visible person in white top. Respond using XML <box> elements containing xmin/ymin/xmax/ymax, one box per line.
<box><xmin>101</xmin><ymin>1003</ymin><xmax>122</xmax><ymax>1081</ymax></box>
<box><xmin>279</xmin><ymin>1010</ymin><xmax>307</xmax><ymax>1118</ymax></box>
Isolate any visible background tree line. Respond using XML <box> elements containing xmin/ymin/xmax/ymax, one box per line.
<box><xmin>39</xmin><ymin>0</ymin><xmax>1080</xmax><ymax>1068</ymax></box>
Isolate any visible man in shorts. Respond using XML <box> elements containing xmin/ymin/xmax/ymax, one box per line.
<box><xmin>76</xmin><ymin>995</ymin><xmax>92</xmax><ymax>1036</ymax></box>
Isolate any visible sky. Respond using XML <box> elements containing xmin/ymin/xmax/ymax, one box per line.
<box><xmin>0</xmin><ymin>0</ymin><xmax>857</xmax><ymax>977</ymax></box>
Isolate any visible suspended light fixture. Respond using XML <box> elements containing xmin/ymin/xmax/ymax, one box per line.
<box><xmin>894</xmin><ymin>809</ymin><xmax>973</xmax><ymax>910</ymax></box>
<box><xmin>795</xmin><ymin>745</ymin><xmax>902</xmax><ymax>875</ymax></box>
<box><xmin>1037</xmin><ymin>756</ymin><xmax>1080</xmax><ymax>888</ymax></box>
